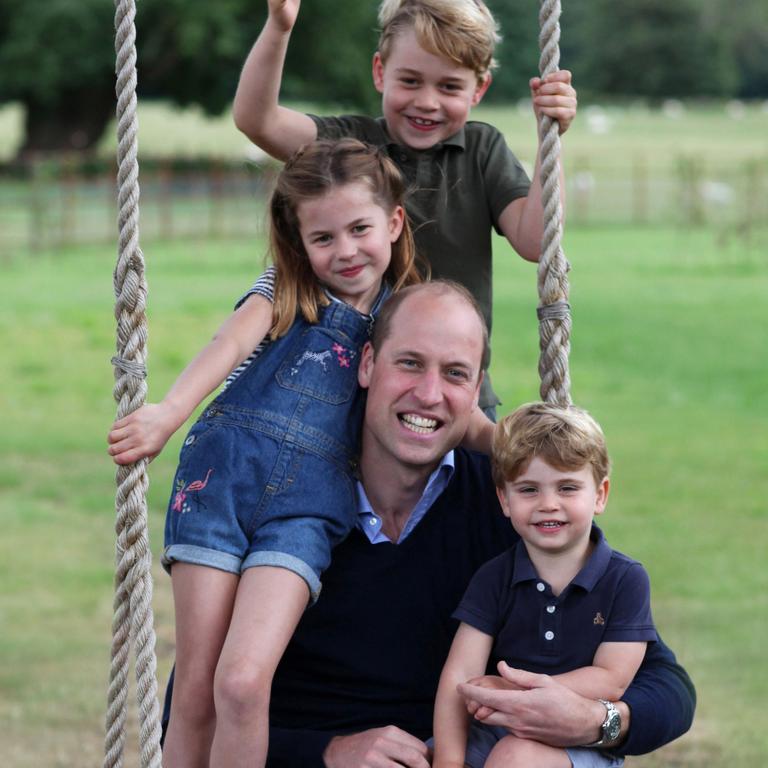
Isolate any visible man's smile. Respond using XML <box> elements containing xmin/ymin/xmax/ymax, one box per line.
<box><xmin>399</xmin><ymin>413</ymin><xmax>439</xmax><ymax>435</ymax></box>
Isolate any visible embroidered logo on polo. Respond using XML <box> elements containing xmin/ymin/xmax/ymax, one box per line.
<box><xmin>289</xmin><ymin>344</ymin><xmax>356</xmax><ymax>375</ymax></box>
<box><xmin>593</xmin><ymin>612</ymin><xmax>606</xmax><ymax>625</ymax></box>
<box><xmin>172</xmin><ymin>468</ymin><xmax>214</xmax><ymax>514</ymax></box>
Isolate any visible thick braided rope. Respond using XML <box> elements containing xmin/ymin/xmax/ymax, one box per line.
<box><xmin>536</xmin><ymin>0</ymin><xmax>572</xmax><ymax>406</ymax></box>
<box><xmin>105</xmin><ymin>1</ymin><xmax>162</xmax><ymax>766</ymax></box>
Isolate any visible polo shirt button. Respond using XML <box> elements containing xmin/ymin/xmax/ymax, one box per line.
<box><xmin>536</xmin><ymin>582</ymin><xmax>546</xmax><ymax>592</ymax></box>
<box><xmin>368</xmin><ymin>518</ymin><xmax>377</xmax><ymax>525</ymax></box>
<box><xmin>546</xmin><ymin>605</ymin><xmax>556</xmax><ymax>614</ymax></box>
<box><xmin>544</xmin><ymin>630</ymin><xmax>555</xmax><ymax>641</ymax></box>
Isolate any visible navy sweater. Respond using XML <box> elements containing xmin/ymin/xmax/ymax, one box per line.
<box><xmin>264</xmin><ymin>450</ymin><xmax>695</xmax><ymax>766</ymax></box>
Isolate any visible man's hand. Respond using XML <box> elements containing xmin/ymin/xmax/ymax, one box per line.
<box><xmin>457</xmin><ymin>662</ymin><xmax>605</xmax><ymax>748</ymax></box>
<box><xmin>460</xmin><ymin>670</ymin><xmax>525</xmax><ymax>721</ymax></box>
<box><xmin>267</xmin><ymin>0</ymin><xmax>301</xmax><ymax>33</ymax></box>
<box><xmin>530</xmin><ymin>69</ymin><xmax>577</xmax><ymax>135</ymax></box>
<box><xmin>323</xmin><ymin>726</ymin><xmax>431</xmax><ymax>768</ymax></box>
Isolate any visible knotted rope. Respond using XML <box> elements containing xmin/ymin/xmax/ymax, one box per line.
<box><xmin>105</xmin><ymin>1</ymin><xmax>162</xmax><ymax>766</ymax></box>
<box><xmin>536</xmin><ymin>0</ymin><xmax>572</xmax><ymax>406</ymax></box>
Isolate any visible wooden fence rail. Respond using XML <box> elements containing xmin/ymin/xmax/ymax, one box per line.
<box><xmin>0</xmin><ymin>154</ymin><xmax>765</xmax><ymax>258</ymax></box>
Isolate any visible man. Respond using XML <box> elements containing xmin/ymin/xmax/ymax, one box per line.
<box><xmin>163</xmin><ymin>281</ymin><xmax>695</xmax><ymax>767</ymax></box>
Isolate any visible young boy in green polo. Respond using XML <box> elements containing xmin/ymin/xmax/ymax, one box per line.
<box><xmin>233</xmin><ymin>0</ymin><xmax>578</xmax><ymax>418</ymax></box>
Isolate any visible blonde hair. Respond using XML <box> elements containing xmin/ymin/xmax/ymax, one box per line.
<box><xmin>377</xmin><ymin>0</ymin><xmax>500</xmax><ymax>81</ymax></box>
<box><xmin>492</xmin><ymin>403</ymin><xmax>611</xmax><ymax>488</ymax></box>
<box><xmin>269</xmin><ymin>138</ymin><xmax>422</xmax><ymax>338</ymax></box>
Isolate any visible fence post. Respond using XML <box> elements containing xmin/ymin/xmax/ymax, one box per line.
<box><xmin>208</xmin><ymin>160</ymin><xmax>223</xmax><ymax>238</ymax></box>
<box><xmin>632</xmin><ymin>153</ymin><xmax>648</xmax><ymax>225</ymax></box>
<box><xmin>59</xmin><ymin>155</ymin><xmax>78</xmax><ymax>247</ymax></box>
<box><xmin>159</xmin><ymin>160</ymin><xmax>174</xmax><ymax>240</ymax></box>
<box><xmin>676</xmin><ymin>155</ymin><xmax>705</xmax><ymax>227</ymax></box>
<box><xmin>28</xmin><ymin>157</ymin><xmax>45</xmax><ymax>254</ymax></box>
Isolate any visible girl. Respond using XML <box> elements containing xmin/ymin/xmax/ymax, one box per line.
<box><xmin>107</xmin><ymin>138</ymin><xmax>421</xmax><ymax>768</ymax></box>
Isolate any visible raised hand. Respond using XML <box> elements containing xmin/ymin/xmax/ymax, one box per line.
<box><xmin>268</xmin><ymin>0</ymin><xmax>301</xmax><ymax>32</ymax></box>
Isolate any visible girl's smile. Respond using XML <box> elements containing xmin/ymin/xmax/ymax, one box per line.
<box><xmin>297</xmin><ymin>182</ymin><xmax>404</xmax><ymax>314</ymax></box>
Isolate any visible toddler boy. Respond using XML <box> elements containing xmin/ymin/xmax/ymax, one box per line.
<box><xmin>433</xmin><ymin>402</ymin><xmax>657</xmax><ymax>768</ymax></box>
<box><xmin>233</xmin><ymin>0</ymin><xmax>578</xmax><ymax>415</ymax></box>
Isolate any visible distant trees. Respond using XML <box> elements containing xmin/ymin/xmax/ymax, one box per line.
<box><xmin>561</xmin><ymin>0</ymin><xmax>736</xmax><ymax>101</ymax></box>
<box><xmin>0</xmin><ymin>0</ymin><xmax>765</xmax><ymax>156</ymax></box>
<box><xmin>0</xmin><ymin>0</ymin><xmax>378</xmax><ymax>157</ymax></box>
<box><xmin>0</xmin><ymin>0</ymin><xmax>117</xmax><ymax>154</ymax></box>
<box><xmin>0</xmin><ymin>1</ymin><xmax>259</xmax><ymax>155</ymax></box>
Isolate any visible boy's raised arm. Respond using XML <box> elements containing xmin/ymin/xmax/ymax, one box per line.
<box><xmin>233</xmin><ymin>0</ymin><xmax>317</xmax><ymax>160</ymax></box>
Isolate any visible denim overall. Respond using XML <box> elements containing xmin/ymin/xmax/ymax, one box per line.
<box><xmin>162</xmin><ymin>289</ymin><xmax>387</xmax><ymax>601</ymax></box>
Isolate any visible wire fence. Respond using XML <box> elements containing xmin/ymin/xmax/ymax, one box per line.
<box><xmin>0</xmin><ymin>152</ymin><xmax>766</xmax><ymax>258</ymax></box>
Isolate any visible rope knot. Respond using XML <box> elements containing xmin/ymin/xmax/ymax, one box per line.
<box><xmin>537</xmin><ymin>301</ymin><xmax>571</xmax><ymax>322</ymax></box>
<box><xmin>111</xmin><ymin>355</ymin><xmax>148</xmax><ymax>380</ymax></box>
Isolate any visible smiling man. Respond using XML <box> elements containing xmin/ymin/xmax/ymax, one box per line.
<box><xmin>257</xmin><ymin>281</ymin><xmax>695</xmax><ymax>767</ymax></box>
<box><xmin>355</xmin><ymin>283</ymin><xmax>487</xmax><ymax>541</ymax></box>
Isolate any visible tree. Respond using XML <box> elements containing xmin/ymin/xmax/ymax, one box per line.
<box><xmin>484</xmin><ymin>1</ymin><xmax>540</xmax><ymax>104</ymax></box>
<box><xmin>0</xmin><ymin>0</ymin><xmax>379</xmax><ymax>157</ymax></box>
<box><xmin>565</xmin><ymin>0</ymin><xmax>735</xmax><ymax>101</ymax></box>
<box><xmin>0</xmin><ymin>0</ymin><xmax>117</xmax><ymax>155</ymax></box>
<box><xmin>700</xmin><ymin>0</ymin><xmax>768</xmax><ymax>98</ymax></box>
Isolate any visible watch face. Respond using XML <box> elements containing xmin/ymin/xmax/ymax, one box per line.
<box><xmin>605</xmin><ymin>709</ymin><xmax>622</xmax><ymax>741</ymax></box>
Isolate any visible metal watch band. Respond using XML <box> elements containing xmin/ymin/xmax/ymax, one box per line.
<box><xmin>585</xmin><ymin>699</ymin><xmax>621</xmax><ymax>747</ymax></box>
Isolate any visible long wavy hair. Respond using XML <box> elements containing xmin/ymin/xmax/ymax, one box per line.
<box><xmin>269</xmin><ymin>138</ymin><xmax>423</xmax><ymax>338</ymax></box>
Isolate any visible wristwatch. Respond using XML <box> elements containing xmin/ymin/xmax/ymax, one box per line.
<box><xmin>586</xmin><ymin>699</ymin><xmax>622</xmax><ymax>747</ymax></box>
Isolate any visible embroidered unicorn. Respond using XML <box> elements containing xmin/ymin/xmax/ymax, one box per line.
<box><xmin>290</xmin><ymin>349</ymin><xmax>332</xmax><ymax>375</ymax></box>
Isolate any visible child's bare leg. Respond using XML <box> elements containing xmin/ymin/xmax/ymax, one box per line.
<box><xmin>209</xmin><ymin>566</ymin><xmax>309</xmax><ymax>768</ymax></box>
<box><xmin>162</xmin><ymin>563</ymin><xmax>239</xmax><ymax>768</ymax></box>
<box><xmin>485</xmin><ymin>734</ymin><xmax>572</xmax><ymax>768</ymax></box>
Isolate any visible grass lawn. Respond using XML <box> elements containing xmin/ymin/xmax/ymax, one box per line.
<box><xmin>0</xmin><ymin>226</ymin><xmax>766</xmax><ymax>765</ymax></box>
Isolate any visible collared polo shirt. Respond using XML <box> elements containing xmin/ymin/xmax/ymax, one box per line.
<box><xmin>312</xmin><ymin>114</ymin><xmax>531</xmax><ymax>409</ymax></box>
<box><xmin>453</xmin><ymin>525</ymin><xmax>657</xmax><ymax>674</ymax></box>
<box><xmin>356</xmin><ymin>450</ymin><xmax>455</xmax><ymax>543</ymax></box>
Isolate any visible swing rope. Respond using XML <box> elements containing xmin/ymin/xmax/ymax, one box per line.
<box><xmin>105</xmin><ymin>0</ymin><xmax>162</xmax><ymax>766</ymax></box>
<box><xmin>536</xmin><ymin>0</ymin><xmax>572</xmax><ymax>406</ymax></box>
<box><xmin>103</xmin><ymin>0</ymin><xmax>570</xmax><ymax>762</ymax></box>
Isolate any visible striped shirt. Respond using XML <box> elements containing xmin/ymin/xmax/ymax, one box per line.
<box><xmin>223</xmin><ymin>266</ymin><xmax>277</xmax><ymax>387</ymax></box>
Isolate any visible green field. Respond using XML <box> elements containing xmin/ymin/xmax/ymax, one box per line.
<box><xmin>1</xmin><ymin>222</ymin><xmax>765</xmax><ymax>765</ymax></box>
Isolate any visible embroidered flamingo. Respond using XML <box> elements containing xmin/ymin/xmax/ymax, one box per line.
<box><xmin>187</xmin><ymin>468</ymin><xmax>214</xmax><ymax>492</ymax></box>
<box><xmin>172</xmin><ymin>468</ymin><xmax>214</xmax><ymax>513</ymax></box>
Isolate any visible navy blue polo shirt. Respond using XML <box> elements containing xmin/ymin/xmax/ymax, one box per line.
<box><xmin>453</xmin><ymin>526</ymin><xmax>657</xmax><ymax>675</ymax></box>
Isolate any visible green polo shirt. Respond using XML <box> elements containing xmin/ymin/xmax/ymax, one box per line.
<box><xmin>312</xmin><ymin>115</ymin><xmax>531</xmax><ymax>409</ymax></box>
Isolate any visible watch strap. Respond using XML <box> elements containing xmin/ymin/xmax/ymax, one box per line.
<box><xmin>584</xmin><ymin>699</ymin><xmax>621</xmax><ymax>747</ymax></box>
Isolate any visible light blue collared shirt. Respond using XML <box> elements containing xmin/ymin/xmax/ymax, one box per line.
<box><xmin>356</xmin><ymin>451</ymin><xmax>456</xmax><ymax>544</ymax></box>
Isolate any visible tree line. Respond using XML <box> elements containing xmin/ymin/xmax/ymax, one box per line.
<box><xmin>1</xmin><ymin>0</ymin><xmax>765</xmax><ymax>156</ymax></box>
